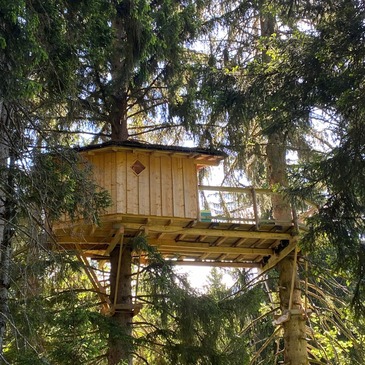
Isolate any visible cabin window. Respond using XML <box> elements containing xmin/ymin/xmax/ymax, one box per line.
<box><xmin>131</xmin><ymin>160</ymin><xmax>146</xmax><ymax>175</ymax></box>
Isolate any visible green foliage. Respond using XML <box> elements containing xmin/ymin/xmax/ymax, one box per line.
<box><xmin>133</xmin><ymin>254</ymin><xmax>272</xmax><ymax>365</ymax></box>
<box><xmin>0</xmin><ymin>145</ymin><xmax>111</xmax><ymax>229</ymax></box>
<box><xmin>283</xmin><ymin>0</ymin><xmax>365</xmax><ymax>316</ymax></box>
<box><xmin>28</xmin><ymin>148</ymin><xmax>111</xmax><ymax>223</ymax></box>
<box><xmin>299</xmin><ymin>257</ymin><xmax>365</xmax><ymax>364</ymax></box>
<box><xmin>48</xmin><ymin>297</ymin><xmax>107</xmax><ymax>365</ymax></box>
<box><xmin>2</xmin><ymin>0</ymin><xmax>365</xmax><ymax>364</ymax></box>
<box><xmin>5</xmin><ymin>252</ymin><xmax>111</xmax><ymax>365</ymax></box>
<box><xmin>58</xmin><ymin>0</ymin><xmax>210</xmax><ymax>141</ymax></box>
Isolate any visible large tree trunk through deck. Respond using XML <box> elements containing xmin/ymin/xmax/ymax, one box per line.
<box><xmin>108</xmin><ymin>245</ymin><xmax>133</xmax><ymax>365</ymax></box>
<box><xmin>109</xmin><ymin>8</ymin><xmax>130</xmax><ymax>143</ymax></box>
<box><xmin>107</xmin><ymin>6</ymin><xmax>134</xmax><ymax>362</ymax></box>
<box><xmin>267</xmin><ymin>132</ymin><xmax>308</xmax><ymax>365</ymax></box>
<box><xmin>110</xmin><ymin>99</ymin><xmax>129</xmax><ymax>142</ymax></box>
<box><xmin>260</xmin><ymin>8</ymin><xmax>308</xmax><ymax>363</ymax></box>
<box><xmin>278</xmin><ymin>256</ymin><xmax>307</xmax><ymax>364</ymax></box>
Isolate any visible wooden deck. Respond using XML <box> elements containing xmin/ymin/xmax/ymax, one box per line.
<box><xmin>51</xmin><ymin>183</ymin><xmax>307</xmax><ymax>314</ymax></box>
<box><xmin>52</xmin><ymin>212</ymin><xmax>299</xmax><ymax>271</ymax></box>
<box><xmin>50</xmin><ymin>144</ymin><xmax>310</xmax><ymax>313</ymax></box>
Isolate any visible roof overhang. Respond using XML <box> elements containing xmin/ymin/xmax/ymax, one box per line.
<box><xmin>75</xmin><ymin>141</ymin><xmax>226</xmax><ymax>167</ymax></box>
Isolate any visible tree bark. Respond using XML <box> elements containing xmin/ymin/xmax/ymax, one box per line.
<box><xmin>260</xmin><ymin>6</ymin><xmax>308</xmax><ymax>362</ymax></box>
<box><xmin>108</xmin><ymin>245</ymin><xmax>133</xmax><ymax>365</ymax></box>
<box><xmin>109</xmin><ymin>8</ymin><xmax>130</xmax><ymax>142</ymax></box>
<box><xmin>277</xmin><ymin>256</ymin><xmax>307</xmax><ymax>364</ymax></box>
<box><xmin>0</xmin><ymin>102</ymin><xmax>15</xmax><ymax>360</ymax></box>
<box><xmin>110</xmin><ymin>98</ymin><xmax>129</xmax><ymax>142</ymax></box>
<box><xmin>106</xmin><ymin>6</ymin><xmax>138</xmax><ymax>362</ymax></box>
<box><xmin>0</xmin><ymin>172</ymin><xmax>15</xmax><ymax>360</ymax></box>
<box><xmin>267</xmin><ymin>132</ymin><xmax>308</xmax><ymax>365</ymax></box>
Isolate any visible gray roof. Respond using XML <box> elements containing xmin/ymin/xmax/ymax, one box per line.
<box><xmin>75</xmin><ymin>140</ymin><xmax>227</xmax><ymax>158</ymax></box>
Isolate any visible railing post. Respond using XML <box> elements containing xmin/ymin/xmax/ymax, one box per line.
<box><xmin>291</xmin><ymin>202</ymin><xmax>299</xmax><ymax>235</ymax></box>
<box><xmin>251</xmin><ymin>187</ymin><xmax>260</xmax><ymax>230</ymax></box>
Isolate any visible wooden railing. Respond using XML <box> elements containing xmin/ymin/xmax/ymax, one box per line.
<box><xmin>198</xmin><ymin>185</ymin><xmax>313</xmax><ymax>230</ymax></box>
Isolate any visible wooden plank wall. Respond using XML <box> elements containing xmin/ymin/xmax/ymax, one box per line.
<box><xmin>84</xmin><ymin>150</ymin><xmax>199</xmax><ymax>219</ymax></box>
<box><xmin>160</xmin><ymin>154</ymin><xmax>173</xmax><ymax>217</ymax></box>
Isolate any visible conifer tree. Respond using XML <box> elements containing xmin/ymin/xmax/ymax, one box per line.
<box><xmin>172</xmin><ymin>0</ymin><xmax>365</xmax><ymax>363</ymax></box>
<box><xmin>3</xmin><ymin>1</ymin><xmax>365</xmax><ymax>364</ymax></box>
<box><xmin>0</xmin><ymin>1</ymin><xmax>111</xmax><ymax>361</ymax></box>
<box><xmin>69</xmin><ymin>2</ymin><xmax>209</xmax><ymax>363</ymax></box>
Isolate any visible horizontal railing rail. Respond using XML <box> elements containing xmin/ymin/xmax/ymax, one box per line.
<box><xmin>198</xmin><ymin>185</ymin><xmax>315</xmax><ymax>231</ymax></box>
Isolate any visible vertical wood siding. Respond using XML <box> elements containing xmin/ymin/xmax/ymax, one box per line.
<box><xmin>160</xmin><ymin>154</ymin><xmax>173</xmax><ymax>217</ymax></box>
<box><xmin>137</xmin><ymin>153</ymin><xmax>150</xmax><ymax>216</ymax></box>
<box><xmin>115</xmin><ymin>150</ymin><xmax>127</xmax><ymax>214</ymax></box>
<box><xmin>126</xmin><ymin>152</ymin><xmax>139</xmax><ymax>214</ymax></box>
<box><xmin>149</xmin><ymin>154</ymin><xmax>162</xmax><ymax>216</ymax></box>
<box><xmin>84</xmin><ymin>149</ymin><xmax>199</xmax><ymax>219</ymax></box>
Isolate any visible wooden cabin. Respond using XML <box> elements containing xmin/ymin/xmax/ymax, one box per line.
<box><xmin>52</xmin><ymin>141</ymin><xmax>298</xmax><ymax>272</ymax></box>
<box><xmin>78</xmin><ymin>141</ymin><xmax>224</xmax><ymax>220</ymax></box>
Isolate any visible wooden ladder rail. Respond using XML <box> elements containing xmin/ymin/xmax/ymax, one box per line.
<box><xmin>75</xmin><ymin>243</ymin><xmax>111</xmax><ymax>313</ymax></box>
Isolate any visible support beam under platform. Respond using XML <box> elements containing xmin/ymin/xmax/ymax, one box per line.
<box><xmin>166</xmin><ymin>260</ymin><xmax>261</xmax><ymax>268</ymax></box>
<box><xmin>261</xmin><ymin>239</ymin><xmax>299</xmax><ymax>273</ymax></box>
<box><xmin>51</xmin><ymin>214</ymin><xmax>303</xmax><ymax>326</ymax></box>
<box><xmin>115</xmin><ymin>222</ymin><xmax>293</xmax><ymax>241</ymax></box>
<box><xmin>53</xmin><ymin>214</ymin><xmax>299</xmax><ymax>268</ymax></box>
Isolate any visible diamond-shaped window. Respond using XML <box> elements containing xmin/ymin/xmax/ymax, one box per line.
<box><xmin>131</xmin><ymin>160</ymin><xmax>146</xmax><ymax>175</ymax></box>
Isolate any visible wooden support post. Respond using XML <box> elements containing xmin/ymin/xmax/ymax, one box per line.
<box><xmin>108</xmin><ymin>241</ymin><xmax>133</xmax><ymax>365</ymax></box>
<box><xmin>292</xmin><ymin>204</ymin><xmax>300</xmax><ymax>235</ymax></box>
<box><xmin>251</xmin><ymin>187</ymin><xmax>260</xmax><ymax>230</ymax></box>
<box><xmin>134</xmin><ymin>253</ymin><xmax>141</xmax><ymax>305</ymax></box>
<box><xmin>288</xmin><ymin>245</ymin><xmax>299</xmax><ymax>311</ymax></box>
<box><xmin>105</xmin><ymin>227</ymin><xmax>125</xmax><ymax>256</ymax></box>
<box><xmin>74</xmin><ymin>243</ymin><xmax>111</xmax><ymax>313</ymax></box>
<box><xmin>113</xmin><ymin>238</ymin><xmax>124</xmax><ymax>308</ymax></box>
<box><xmin>261</xmin><ymin>238</ymin><xmax>297</xmax><ymax>273</ymax></box>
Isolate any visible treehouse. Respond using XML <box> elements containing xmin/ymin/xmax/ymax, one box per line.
<box><xmin>52</xmin><ymin>140</ymin><xmax>299</xmax><ymax>272</ymax></box>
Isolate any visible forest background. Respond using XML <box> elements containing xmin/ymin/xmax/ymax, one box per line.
<box><xmin>1</xmin><ymin>0</ymin><xmax>365</xmax><ymax>364</ymax></box>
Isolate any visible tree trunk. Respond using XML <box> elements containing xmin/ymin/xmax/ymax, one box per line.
<box><xmin>108</xmin><ymin>245</ymin><xmax>133</xmax><ymax>365</ymax></box>
<box><xmin>0</xmin><ymin>102</ymin><xmax>15</xmax><ymax>359</ymax></box>
<box><xmin>110</xmin><ymin>98</ymin><xmax>129</xmax><ymax>142</ymax></box>
<box><xmin>260</xmin><ymin>7</ymin><xmax>308</xmax><ymax>362</ymax></box>
<box><xmin>106</xmin><ymin>7</ymin><xmax>137</xmax><ymax>362</ymax></box>
<box><xmin>277</xmin><ymin>257</ymin><xmax>307</xmax><ymax>364</ymax></box>
<box><xmin>267</xmin><ymin>132</ymin><xmax>308</xmax><ymax>365</ymax></box>
<box><xmin>109</xmin><ymin>9</ymin><xmax>130</xmax><ymax>142</ymax></box>
<box><xmin>0</xmin><ymin>169</ymin><xmax>15</xmax><ymax>359</ymax></box>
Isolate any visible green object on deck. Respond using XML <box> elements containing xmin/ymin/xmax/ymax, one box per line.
<box><xmin>200</xmin><ymin>210</ymin><xmax>212</xmax><ymax>222</ymax></box>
